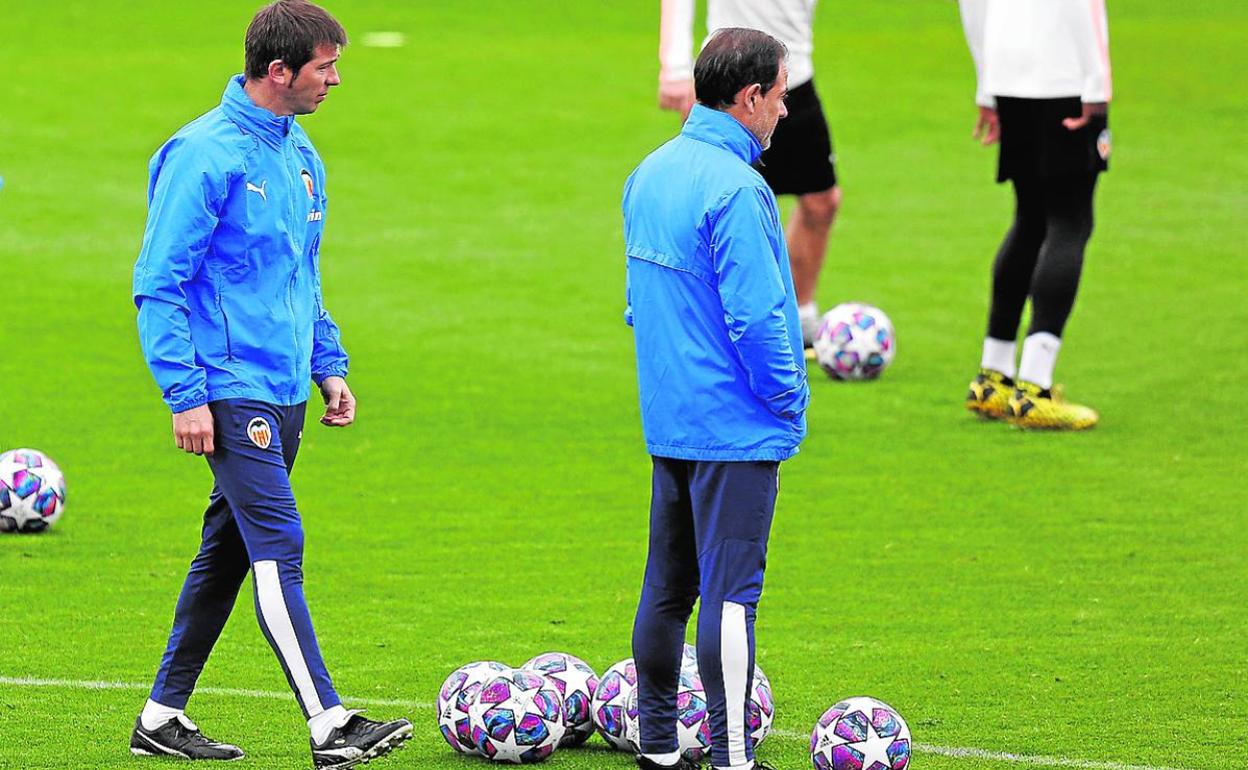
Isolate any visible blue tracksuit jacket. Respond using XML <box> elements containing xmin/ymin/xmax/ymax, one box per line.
<box><xmin>623</xmin><ymin>105</ymin><xmax>810</xmax><ymax>461</ymax></box>
<box><xmin>133</xmin><ymin>75</ymin><xmax>348</xmax><ymax>413</ymax></box>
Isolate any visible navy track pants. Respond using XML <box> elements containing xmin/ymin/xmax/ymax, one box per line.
<box><xmin>632</xmin><ymin>456</ymin><xmax>779</xmax><ymax>769</ymax></box>
<box><xmin>148</xmin><ymin>399</ymin><xmax>340</xmax><ymax>719</ymax></box>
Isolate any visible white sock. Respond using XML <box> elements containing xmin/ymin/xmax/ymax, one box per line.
<box><xmin>980</xmin><ymin>337</ymin><xmax>1017</xmax><ymax>379</ymax></box>
<box><xmin>140</xmin><ymin>699</ymin><xmax>184</xmax><ymax>731</ymax></box>
<box><xmin>713</xmin><ymin>762</ymin><xmax>755</xmax><ymax>770</ymax></box>
<box><xmin>799</xmin><ymin>301</ymin><xmax>820</xmax><ymax>343</ymax></box>
<box><xmin>1018</xmin><ymin>332</ymin><xmax>1061</xmax><ymax>390</ymax></box>
<box><xmin>643</xmin><ymin>751</ymin><xmax>683</xmax><ymax>766</ymax></box>
<box><xmin>308</xmin><ymin>705</ymin><xmax>351</xmax><ymax>746</ymax></box>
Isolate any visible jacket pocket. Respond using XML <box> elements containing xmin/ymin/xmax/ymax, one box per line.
<box><xmin>216</xmin><ymin>287</ymin><xmax>234</xmax><ymax>361</ymax></box>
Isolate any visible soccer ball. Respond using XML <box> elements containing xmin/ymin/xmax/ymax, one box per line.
<box><xmin>810</xmin><ymin>696</ymin><xmax>911</xmax><ymax>770</ymax></box>
<box><xmin>591</xmin><ymin>658</ymin><xmax>637</xmax><ymax>750</ymax></box>
<box><xmin>437</xmin><ymin>661</ymin><xmax>511</xmax><ymax>754</ymax></box>
<box><xmin>468</xmin><ymin>669</ymin><xmax>566</xmax><ymax>763</ymax></box>
<box><xmin>0</xmin><ymin>448</ymin><xmax>67</xmax><ymax>533</ymax></box>
<box><xmin>522</xmin><ymin>652</ymin><xmax>599</xmax><ymax>747</ymax></box>
<box><xmin>747</xmin><ymin>665</ymin><xmax>775</xmax><ymax>748</ymax></box>
<box><xmin>624</xmin><ymin>651</ymin><xmax>772</xmax><ymax>760</ymax></box>
<box><xmin>623</xmin><ymin>664</ymin><xmax>712</xmax><ymax>760</ymax></box>
<box><xmin>812</xmin><ymin>303</ymin><xmax>896</xmax><ymax>381</ymax></box>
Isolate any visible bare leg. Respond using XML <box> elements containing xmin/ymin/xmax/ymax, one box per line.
<box><xmin>786</xmin><ymin>185</ymin><xmax>841</xmax><ymax>305</ymax></box>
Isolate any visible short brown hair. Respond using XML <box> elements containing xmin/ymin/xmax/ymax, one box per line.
<box><xmin>245</xmin><ymin>0</ymin><xmax>347</xmax><ymax>81</ymax></box>
<box><xmin>695</xmin><ymin>28</ymin><xmax>787</xmax><ymax>110</ymax></box>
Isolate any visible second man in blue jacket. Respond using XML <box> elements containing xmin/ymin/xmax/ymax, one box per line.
<box><xmin>623</xmin><ymin>27</ymin><xmax>809</xmax><ymax>770</ymax></box>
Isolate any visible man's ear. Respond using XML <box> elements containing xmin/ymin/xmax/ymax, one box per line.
<box><xmin>266</xmin><ymin>59</ymin><xmax>290</xmax><ymax>85</ymax></box>
<box><xmin>744</xmin><ymin>83</ymin><xmax>763</xmax><ymax>111</ymax></box>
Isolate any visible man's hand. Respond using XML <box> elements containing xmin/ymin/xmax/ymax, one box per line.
<box><xmin>659</xmin><ymin>78</ymin><xmax>696</xmax><ymax>121</ymax></box>
<box><xmin>173</xmin><ymin>404</ymin><xmax>215</xmax><ymax>456</ymax></box>
<box><xmin>1062</xmin><ymin>101</ymin><xmax>1108</xmax><ymax>131</ymax></box>
<box><xmin>319</xmin><ymin>376</ymin><xmax>356</xmax><ymax>427</ymax></box>
<box><xmin>973</xmin><ymin>105</ymin><xmax>1000</xmax><ymax>145</ymax></box>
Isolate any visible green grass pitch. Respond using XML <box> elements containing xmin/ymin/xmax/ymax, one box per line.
<box><xmin>1</xmin><ymin>1</ymin><xmax>1245</xmax><ymax>768</ymax></box>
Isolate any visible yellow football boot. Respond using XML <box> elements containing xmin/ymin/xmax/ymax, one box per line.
<box><xmin>966</xmin><ymin>369</ymin><xmax>1013</xmax><ymax>420</ymax></box>
<box><xmin>1008</xmin><ymin>381</ymin><xmax>1099</xmax><ymax>430</ymax></box>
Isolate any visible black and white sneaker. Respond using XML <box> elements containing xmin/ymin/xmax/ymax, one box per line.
<box><xmin>311</xmin><ymin>711</ymin><xmax>412</xmax><ymax>769</ymax></box>
<box><xmin>130</xmin><ymin>715</ymin><xmax>244</xmax><ymax>760</ymax></box>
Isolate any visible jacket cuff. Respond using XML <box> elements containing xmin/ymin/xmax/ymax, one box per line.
<box><xmin>313</xmin><ymin>367</ymin><xmax>348</xmax><ymax>387</ymax></box>
<box><xmin>167</xmin><ymin>393</ymin><xmax>209</xmax><ymax>414</ymax></box>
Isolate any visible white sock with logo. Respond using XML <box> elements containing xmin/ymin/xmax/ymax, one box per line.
<box><xmin>140</xmin><ymin>699</ymin><xmax>185</xmax><ymax>731</ymax></box>
<box><xmin>642</xmin><ymin>751</ymin><xmax>683</xmax><ymax>766</ymax></box>
<box><xmin>980</xmin><ymin>337</ymin><xmax>1017</xmax><ymax>379</ymax></box>
<box><xmin>1018</xmin><ymin>332</ymin><xmax>1062</xmax><ymax>390</ymax></box>
<box><xmin>308</xmin><ymin>704</ymin><xmax>351</xmax><ymax>746</ymax></box>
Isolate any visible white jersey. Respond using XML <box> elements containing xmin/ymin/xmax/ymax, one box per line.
<box><xmin>959</xmin><ymin>0</ymin><xmax>1112</xmax><ymax>108</ymax></box>
<box><xmin>660</xmin><ymin>0</ymin><xmax>819</xmax><ymax>89</ymax></box>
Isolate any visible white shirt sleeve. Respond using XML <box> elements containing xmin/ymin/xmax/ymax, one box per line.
<box><xmin>1074</xmin><ymin>0</ymin><xmax>1113</xmax><ymax>103</ymax></box>
<box><xmin>660</xmin><ymin>0</ymin><xmax>697</xmax><ymax>83</ymax></box>
<box><xmin>958</xmin><ymin>0</ymin><xmax>995</xmax><ymax>108</ymax></box>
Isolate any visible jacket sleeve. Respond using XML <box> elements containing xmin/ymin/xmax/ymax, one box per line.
<box><xmin>1074</xmin><ymin>0</ymin><xmax>1113</xmax><ymax>103</ymax></box>
<box><xmin>310</xmin><ymin>266</ymin><xmax>349</xmax><ymax>385</ymax></box>
<box><xmin>709</xmin><ymin>188</ymin><xmax>809</xmax><ymax>420</ymax></box>
<box><xmin>132</xmin><ymin>141</ymin><xmax>225</xmax><ymax>413</ymax></box>
<box><xmin>659</xmin><ymin>0</ymin><xmax>696</xmax><ymax>84</ymax></box>
<box><xmin>958</xmin><ymin>0</ymin><xmax>994</xmax><ymax>108</ymax></box>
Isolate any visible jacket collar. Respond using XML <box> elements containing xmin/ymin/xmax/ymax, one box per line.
<box><xmin>220</xmin><ymin>74</ymin><xmax>294</xmax><ymax>146</ymax></box>
<box><xmin>680</xmin><ymin>104</ymin><xmax>763</xmax><ymax>165</ymax></box>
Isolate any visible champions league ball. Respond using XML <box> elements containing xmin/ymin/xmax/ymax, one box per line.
<box><xmin>522</xmin><ymin>652</ymin><xmax>599</xmax><ymax>747</ymax></box>
<box><xmin>810</xmin><ymin>696</ymin><xmax>911</xmax><ymax>770</ymax></box>
<box><xmin>591</xmin><ymin>658</ymin><xmax>637</xmax><ymax>750</ymax></box>
<box><xmin>468</xmin><ymin>670</ymin><xmax>566</xmax><ymax>763</ymax></box>
<box><xmin>812</xmin><ymin>303</ymin><xmax>896</xmax><ymax>381</ymax></box>
<box><xmin>438</xmin><ymin>661</ymin><xmax>511</xmax><ymax>754</ymax></box>
<box><xmin>0</xmin><ymin>448</ymin><xmax>66</xmax><ymax>533</ymax></box>
<box><xmin>624</xmin><ymin>649</ymin><xmax>772</xmax><ymax>760</ymax></box>
<box><xmin>623</xmin><ymin>665</ymin><xmax>712</xmax><ymax>761</ymax></box>
<box><xmin>747</xmin><ymin>665</ymin><xmax>776</xmax><ymax>748</ymax></box>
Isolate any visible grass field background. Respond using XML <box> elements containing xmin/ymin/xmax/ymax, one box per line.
<box><xmin>1</xmin><ymin>1</ymin><xmax>1245</xmax><ymax>768</ymax></box>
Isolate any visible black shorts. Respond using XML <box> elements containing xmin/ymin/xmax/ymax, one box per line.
<box><xmin>996</xmin><ymin>96</ymin><xmax>1110</xmax><ymax>183</ymax></box>
<box><xmin>755</xmin><ymin>79</ymin><xmax>838</xmax><ymax>195</ymax></box>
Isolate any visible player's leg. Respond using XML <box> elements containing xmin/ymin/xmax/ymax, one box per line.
<box><xmin>789</xmin><ymin>185</ymin><xmax>842</xmax><ymax>340</ymax></box>
<box><xmin>690</xmin><ymin>460</ymin><xmax>778</xmax><ymax>770</ymax></box>
<box><xmin>757</xmin><ymin>79</ymin><xmax>838</xmax><ymax>347</ymax></box>
<box><xmin>207</xmin><ymin>400</ymin><xmax>411</xmax><ymax>766</ymax></box>
<box><xmin>1010</xmin><ymin>173</ymin><xmax>1100</xmax><ymax>428</ymax></box>
<box><xmin>967</xmin><ymin>176</ymin><xmax>1047</xmax><ymax>418</ymax></box>
<box><xmin>633</xmin><ymin>456</ymin><xmax>700</xmax><ymax>764</ymax></box>
<box><xmin>1020</xmin><ymin>172</ymin><xmax>1098</xmax><ymax>383</ymax></box>
<box><xmin>133</xmin><ymin>489</ymin><xmax>249</xmax><ymax>760</ymax></box>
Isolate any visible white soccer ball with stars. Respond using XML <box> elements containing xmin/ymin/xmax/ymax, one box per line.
<box><xmin>591</xmin><ymin>658</ymin><xmax>637</xmax><ymax>750</ymax></box>
<box><xmin>437</xmin><ymin>660</ymin><xmax>511</xmax><ymax>755</ymax></box>
<box><xmin>468</xmin><ymin>669</ymin><xmax>566</xmax><ymax>763</ymax></box>
<box><xmin>810</xmin><ymin>696</ymin><xmax>911</xmax><ymax>770</ymax></box>
<box><xmin>522</xmin><ymin>652</ymin><xmax>599</xmax><ymax>748</ymax></box>
<box><xmin>812</xmin><ymin>303</ymin><xmax>897</xmax><ymax>381</ymax></box>
<box><xmin>623</xmin><ymin>663</ymin><xmax>712</xmax><ymax>761</ymax></box>
<box><xmin>624</xmin><ymin>646</ymin><xmax>773</xmax><ymax>760</ymax></box>
<box><xmin>0</xmin><ymin>448</ymin><xmax>67</xmax><ymax>533</ymax></box>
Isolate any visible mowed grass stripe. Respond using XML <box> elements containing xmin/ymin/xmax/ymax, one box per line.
<box><xmin>0</xmin><ymin>676</ymin><xmax>1199</xmax><ymax>770</ymax></box>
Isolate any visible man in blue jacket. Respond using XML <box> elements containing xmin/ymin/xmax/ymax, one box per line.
<box><xmin>623</xmin><ymin>27</ymin><xmax>808</xmax><ymax>770</ymax></box>
<box><xmin>130</xmin><ymin>2</ymin><xmax>410</xmax><ymax>766</ymax></box>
